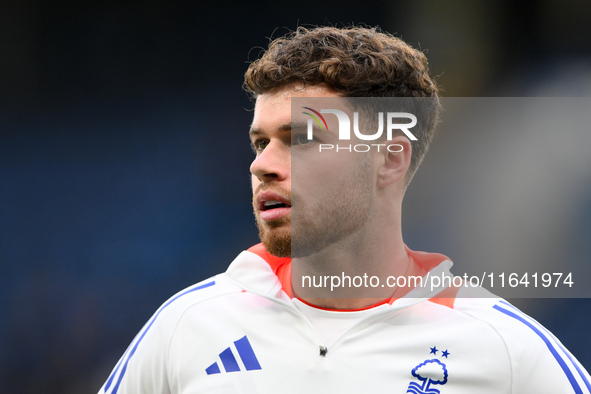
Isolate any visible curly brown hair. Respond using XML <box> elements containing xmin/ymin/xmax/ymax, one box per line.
<box><xmin>244</xmin><ymin>26</ymin><xmax>441</xmax><ymax>184</ymax></box>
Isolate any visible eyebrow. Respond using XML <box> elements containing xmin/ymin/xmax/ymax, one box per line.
<box><xmin>248</xmin><ymin>122</ymin><xmax>308</xmax><ymax>136</ymax></box>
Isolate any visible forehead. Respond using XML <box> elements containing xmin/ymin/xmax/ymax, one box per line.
<box><xmin>251</xmin><ymin>84</ymin><xmax>341</xmax><ymax>128</ymax></box>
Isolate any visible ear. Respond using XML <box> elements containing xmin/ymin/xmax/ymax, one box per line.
<box><xmin>376</xmin><ymin>136</ymin><xmax>412</xmax><ymax>187</ymax></box>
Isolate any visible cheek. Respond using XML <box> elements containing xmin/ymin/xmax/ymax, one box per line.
<box><xmin>251</xmin><ymin>175</ymin><xmax>260</xmax><ymax>192</ymax></box>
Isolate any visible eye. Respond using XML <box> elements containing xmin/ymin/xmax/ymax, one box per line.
<box><xmin>292</xmin><ymin>133</ymin><xmax>312</xmax><ymax>146</ymax></box>
<box><xmin>251</xmin><ymin>139</ymin><xmax>269</xmax><ymax>153</ymax></box>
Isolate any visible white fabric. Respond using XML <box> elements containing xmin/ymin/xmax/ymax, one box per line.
<box><xmin>291</xmin><ymin>298</ymin><xmax>390</xmax><ymax>348</ymax></box>
<box><xmin>99</xmin><ymin>249</ymin><xmax>591</xmax><ymax>394</ymax></box>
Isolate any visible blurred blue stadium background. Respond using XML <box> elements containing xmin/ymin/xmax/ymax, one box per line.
<box><xmin>1</xmin><ymin>1</ymin><xmax>590</xmax><ymax>392</ymax></box>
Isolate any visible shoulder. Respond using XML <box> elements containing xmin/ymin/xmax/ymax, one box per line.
<box><xmin>444</xmin><ymin>288</ymin><xmax>591</xmax><ymax>393</ymax></box>
<box><xmin>120</xmin><ymin>247</ymin><xmax>277</xmax><ymax>351</ymax></box>
<box><xmin>149</xmin><ymin>246</ymin><xmax>275</xmax><ymax>324</ymax></box>
<box><xmin>99</xmin><ymin>273</ymin><xmax>244</xmax><ymax>394</ymax></box>
<box><xmin>151</xmin><ymin>274</ymin><xmax>241</xmax><ymax>324</ymax></box>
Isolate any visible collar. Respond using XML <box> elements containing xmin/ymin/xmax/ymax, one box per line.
<box><xmin>225</xmin><ymin>243</ymin><xmax>459</xmax><ymax>310</ymax></box>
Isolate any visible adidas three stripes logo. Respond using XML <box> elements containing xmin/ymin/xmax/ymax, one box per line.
<box><xmin>206</xmin><ymin>335</ymin><xmax>262</xmax><ymax>375</ymax></box>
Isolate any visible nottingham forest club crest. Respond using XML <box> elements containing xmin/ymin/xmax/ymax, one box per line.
<box><xmin>406</xmin><ymin>346</ymin><xmax>450</xmax><ymax>394</ymax></box>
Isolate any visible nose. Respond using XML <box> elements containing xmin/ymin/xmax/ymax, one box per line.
<box><xmin>250</xmin><ymin>141</ymin><xmax>290</xmax><ymax>184</ymax></box>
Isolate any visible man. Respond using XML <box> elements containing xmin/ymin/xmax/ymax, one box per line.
<box><xmin>99</xmin><ymin>26</ymin><xmax>590</xmax><ymax>393</ymax></box>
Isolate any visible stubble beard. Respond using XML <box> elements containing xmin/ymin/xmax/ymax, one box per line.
<box><xmin>255</xmin><ymin>215</ymin><xmax>292</xmax><ymax>257</ymax></box>
<box><xmin>254</xmin><ymin>158</ymin><xmax>372</xmax><ymax>259</ymax></box>
<box><xmin>290</xmin><ymin>167</ymin><xmax>372</xmax><ymax>258</ymax></box>
<box><xmin>253</xmin><ymin>186</ymin><xmax>293</xmax><ymax>257</ymax></box>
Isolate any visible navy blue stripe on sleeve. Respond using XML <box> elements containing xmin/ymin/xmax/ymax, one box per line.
<box><xmin>493</xmin><ymin>300</ymin><xmax>590</xmax><ymax>394</ymax></box>
<box><xmin>105</xmin><ymin>280</ymin><xmax>216</xmax><ymax>394</ymax></box>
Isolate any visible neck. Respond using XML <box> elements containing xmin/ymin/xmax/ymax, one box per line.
<box><xmin>291</xmin><ymin>207</ymin><xmax>410</xmax><ymax>310</ymax></box>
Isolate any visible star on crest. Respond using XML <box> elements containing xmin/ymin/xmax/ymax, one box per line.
<box><xmin>429</xmin><ymin>346</ymin><xmax>438</xmax><ymax>355</ymax></box>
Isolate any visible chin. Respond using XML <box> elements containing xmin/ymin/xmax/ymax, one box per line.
<box><xmin>259</xmin><ymin>226</ymin><xmax>291</xmax><ymax>258</ymax></box>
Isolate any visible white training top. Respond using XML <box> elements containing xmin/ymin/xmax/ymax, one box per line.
<box><xmin>99</xmin><ymin>244</ymin><xmax>591</xmax><ymax>394</ymax></box>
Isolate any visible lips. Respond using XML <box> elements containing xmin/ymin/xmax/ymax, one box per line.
<box><xmin>256</xmin><ymin>191</ymin><xmax>292</xmax><ymax>221</ymax></box>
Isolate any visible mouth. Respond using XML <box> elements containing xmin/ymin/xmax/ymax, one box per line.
<box><xmin>256</xmin><ymin>192</ymin><xmax>292</xmax><ymax>221</ymax></box>
<box><xmin>261</xmin><ymin>200</ymin><xmax>291</xmax><ymax>210</ymax></box>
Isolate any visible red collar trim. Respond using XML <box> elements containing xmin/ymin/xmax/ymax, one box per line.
<box><xmin>295</xmin><ymin>295</ymin><xmax>393</xmax><ymax>312</ymax></box>
<box><xmin>247</xmin><ymin>243</ymin><xmax>292</xmax><ymax>295</ymax></box>
<box><xmin>246</xmin><ymin>243</ymin><xmax>457</xmax><ymax>310</ymax></box>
